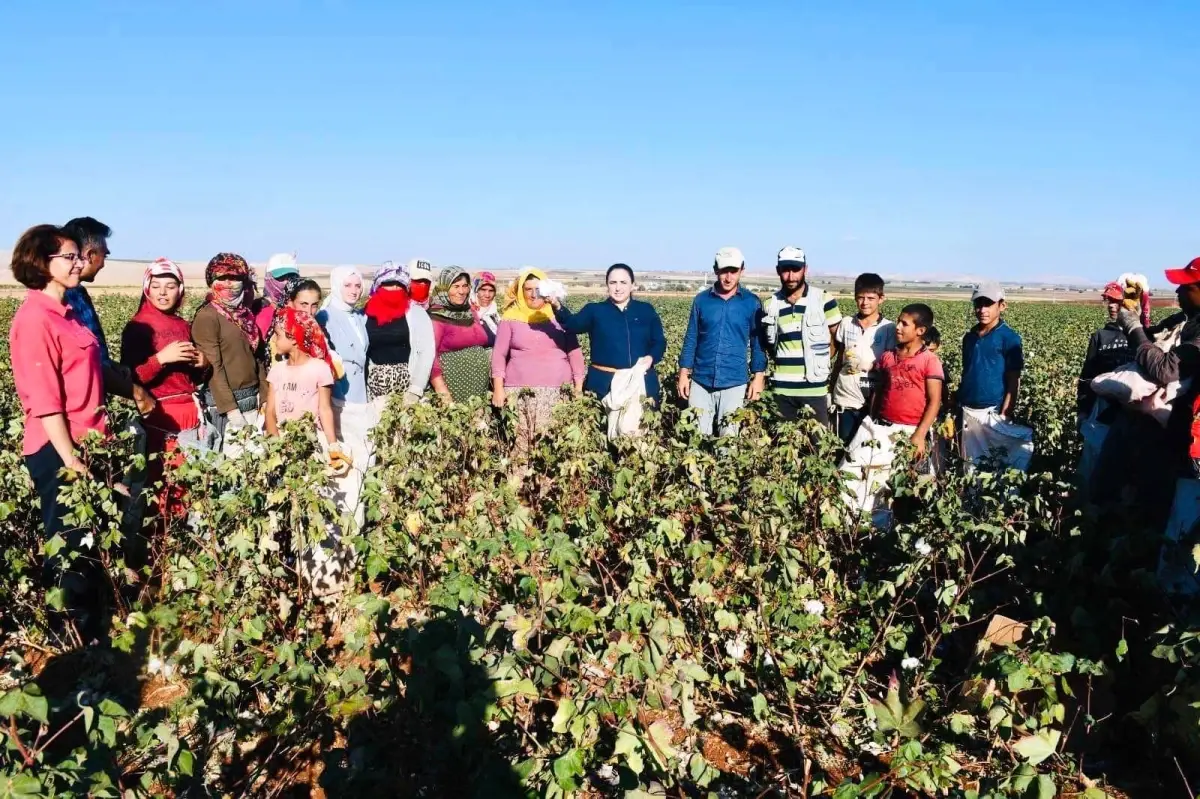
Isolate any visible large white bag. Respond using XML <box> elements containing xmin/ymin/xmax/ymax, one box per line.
<box><xmin>1089</xmin><ymin>320</ymin><xmax>1186</xmax><ymax>427</ymax></box>
<box><xmin>840</xmin><ymin>416</ymin><xmax>919</xmax><ymax>518</ymax></box>
<box><xmin>960</xmin><ymin>407</ymin><xmax>1033</xmax><ymax>471</ymax></box>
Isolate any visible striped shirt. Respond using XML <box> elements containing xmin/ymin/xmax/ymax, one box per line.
<box><xmin>770</xmin><ymin>290</ymin><xmax>843</xmax><ymax>397</ymax></box>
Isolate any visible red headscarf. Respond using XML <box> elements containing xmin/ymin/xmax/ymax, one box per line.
<box><xmin>277</xmin><ymin>307</ymin><xmax>335</xmax><ymax>371</ymax></box>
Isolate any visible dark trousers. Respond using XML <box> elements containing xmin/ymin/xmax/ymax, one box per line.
<box><xmin>25</xmin><ymin>443</ymin><xmax>108</xmax><ymax>643</ymax></box>
<box><xmin>834</xmin><ymin>406</ymin><xmax>866</xmax><ymax>445</ymax></box>
<box><xmin>775</xmin><ymin>394</ymin><xmax>830</xmax><ymax>426</ymax></box>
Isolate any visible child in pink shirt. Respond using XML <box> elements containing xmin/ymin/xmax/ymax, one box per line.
<box><xmin>265</xmin><ymin>309</ymin><xmax>347</xmax><ymax>469</ymax></box>
<box><xmin>871</xmin><ymin>303</ymin><xmax>944</xmax><ymax>460</ymax></box>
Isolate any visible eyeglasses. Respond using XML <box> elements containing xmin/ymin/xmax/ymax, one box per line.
<box><xmin>49</xmin><ymin>252</ymin><xmax>84</xmax><ymax>264</ymax></box>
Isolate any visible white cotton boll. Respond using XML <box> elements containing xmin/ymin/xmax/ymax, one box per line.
<box><xmin>725</xmin><ymin>635</ymin><xmax>748</xmax><ymax>661</ymax></box>
<box><xmin>763</xmin><ymin>651</ymin><xmax>775</xmax><ymax>666</ymax></box>
<box><xmin>901</xmin><ymin>657</ymin><xmax>920</xmax><ymax>670</ymax></box>
<box><xmin>804</xmin><ymin>600</ymin><xmax>826</xmax><ymax>617</ymax></box>
<box><xmin>148</xmin><ymin>657</ymin><xmax>163</xmax><ymax>674</ymax></box>
<box><xmin>597</xmin><ymin>764</ymin><xmax>619</xmax><ymax>786</ymax></box>
<box><xmin>80</xmin><ymin>532</ymin><xmax>94</xmax><ymax>550</ymax></box>
<box><xmin>914</xmin><ymin>538</ymin><xmax>932</xmax><ymax>556</ymax></box>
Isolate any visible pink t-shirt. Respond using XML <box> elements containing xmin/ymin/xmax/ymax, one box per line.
<box><xmin>268</xmin><ymin>358</ymin><xmax>334</xmax><ymax>428</ymax></box>
<box><xmin>876</xmin><ymin>348</ymin><xmax>944</xmax><ymax>426</ymax></box>
<box><xmin>11</xmin><ymin>290</ymin><xmax>108</xmax><ymax>456</ymax></box>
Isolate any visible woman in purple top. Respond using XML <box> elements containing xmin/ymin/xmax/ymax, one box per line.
<box><xmin>492</xmin><ymin>268</ymin><xmax>585</xmax><ymax>448</ymax></box>
<box><xmin>428</xmin><ymin>267</ymin><xmax>494</xmax><ymax>403</ymax></box>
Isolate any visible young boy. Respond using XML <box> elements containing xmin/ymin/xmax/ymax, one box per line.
<box><xmin>959</xmin><ymin>281</ymin><xmax>1023</xmax><ymax>418</ymax></box>
<box><xmin>871</xmin><ymin>303</ymin><xmax>944</xmax><ymax>461</ymax></box>
<box><xmin>832</xmin><ymin>273</ymin><xmax>896</xmax><ymax>444</ymax></box>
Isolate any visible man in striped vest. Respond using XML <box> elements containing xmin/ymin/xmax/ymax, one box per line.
<box><xmin>762</xmin><ymin>247</ymin><xmax>843</xmax><ymax>425</ymax></box>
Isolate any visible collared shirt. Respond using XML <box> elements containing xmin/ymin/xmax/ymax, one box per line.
<box><xmin>678</xmin><ymin>286</ymin><xmax>767</xmax><ymax>390</ymax></box>
<box><xmin>64</xmin><ymin>285</ymin><xmax>110</xmax><ymax>363</ymax></box>
<box><xmin>11</xmin><ymin>290</ymin><xmax>108</xmax><ymax>456</ymax></box>
<box><xmin>832</xmin><ymin>315</ymin><xmax>896</xmax><ymax>409</ymax></box>
<box><xmin>959</xmin><ymin>320</ymin><xmax>1024</xmax><ymax>410</ymax></box>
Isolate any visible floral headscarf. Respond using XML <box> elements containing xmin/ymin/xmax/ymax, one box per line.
<box><xmin>428</xmin><ymin>266</ymin><xmax>475</xmax><ymax>326</ymax></box>
<box><xmin>203</xmin><ymin>253</ymin><xmax>262</xmax><ymax>348</ymax></box>
<box><xmin>501</xmin><ymin>267</ymin><xmax>553</xmax><ymax>325</ymax></box>
<box><xmin>277</xmin><ymin>307</ymin><xmax>335</xmax><ymax>372</ymax></box>
<box><xmin>141</xmin><ymin>257</ymin><xmax>185</xmax><ymax>310</ymax></box>
<box><xmin>370</xmin><ymin>260</ymin><xmax>411</xmax><ymax>295</ymax></box>
<box><xmin>471</xmin><ymin>272</ymin><xmax>497</xmax><ymax>308</ymax></box>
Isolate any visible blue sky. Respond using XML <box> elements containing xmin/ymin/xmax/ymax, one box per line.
<box><xmin>1</xmin><ymin>1</ymin><xmax>1196</xmax><ymax>282</ymax></box>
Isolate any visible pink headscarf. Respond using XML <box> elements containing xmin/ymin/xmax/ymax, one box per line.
<box><xmin>142</xmin><ymin>258</ymin><xmax>185</xmax><ymax>305</ymax></box>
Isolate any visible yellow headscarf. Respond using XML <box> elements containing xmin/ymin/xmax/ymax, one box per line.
<box><xmin>501</xmin><ymin>267</ymin><xmax>553</xmax><ymax>324</ymax></box>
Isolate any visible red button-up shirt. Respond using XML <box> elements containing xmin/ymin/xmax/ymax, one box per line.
<box><xmin>11</xmin><ymin>289</ymin><xmax>108</xmax><ymax>456</ymax></box>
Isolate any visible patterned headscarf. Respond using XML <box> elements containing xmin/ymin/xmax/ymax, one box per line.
<box><xmin>203</xmin><ymin>253</ymin><xmax>261</xmax><ymax>348</ymax></box>
<box><xmin>501</xmin><ymin>267</ymin><xmax>553</xmax><ymax>325</ymax></box>
<box><xmin>471</xmin><ymin>272</ymin><xmax>497</xmax><ymax>305</ymax></box>
<box><xmin>264</xmin><ymin>253</ymin><xmax>300</xmax><ymax>305</ymax></box>
<box><xmin>277</xmin><ymin>307</ymin><xmax>335</xmax><ymax>372</ymax></box>
<box><xmin>428</xmin><ymin>266</ymin><xmax>475</xmax><ymax>326</ymax></box>
<box><xmin>370</xmin><ymin>260</ymin><xmax>411</xmax><ymax>295</ymax></box>
<box><xmin>141</xmin><ymin>257</ymin><xmax>185</xmax><ymax>307</ymax></box>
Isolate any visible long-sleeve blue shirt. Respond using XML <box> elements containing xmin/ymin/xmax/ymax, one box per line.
<box><xmin>554</xmin><ymin>298</ymin><xmax>667</xmax><ymax>401</ymax></box>
<box><xmin>678</xmin><ymin>286</ymin><xmax>767</xmax><ymax>390</ymax></box>
<box><xmin>317</xmin><ymin>305</ymin><xmax>370</xmax><ymax>404</ymax></box>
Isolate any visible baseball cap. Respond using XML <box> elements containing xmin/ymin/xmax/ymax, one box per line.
<box><xmin>777</xmin><ymin>246</ymin><xmax>806</xmax><ymax>268</ymax></box>
<box><xmin>267</xmin><ymin>252</ymin><xmax>298</xmax><ymax>275</ymax></box>
<box><xmin>1101</xmin><ymin>282</ymin><xmax>1124</xmax><ymax>301</ymax></box>
<box><xmin>971</xmin><ymin>281</ymin><xmax>1005</xmax><ymax>303</ymax></box>
<box><xmin>407</xmin><ymin>258</ymin><xmax>433</xmax><ymax>282</ymax></box>
<box><xmin>1165</xmin><ymin>257</ymin><xmax>1200</xmax><ymax>286</ymax></box>
<box><xmin>714</xmin><ymin>247</ymin><xmax>744</xmax><ymax>270</ymax></box>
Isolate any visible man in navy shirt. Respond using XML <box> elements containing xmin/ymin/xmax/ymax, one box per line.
<box><xmin>677</xmin><ymin>247</ymin><xmax>767</xmax><ymax>436</ymax></box>
<box><xmin>959</xmin><ymin>281</ymin><xmax>1024</xmax><ymax>417</ymax></box>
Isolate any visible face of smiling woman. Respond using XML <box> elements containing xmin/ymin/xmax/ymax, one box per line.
<box><xmin>147</xmin><ymin>276</ymin><xmax>183</xmax><ymax>312</ymax></box>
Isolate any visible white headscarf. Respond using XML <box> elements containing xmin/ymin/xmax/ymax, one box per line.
<box><xmin>323</xmin><ymin>265</ymin><xmax>365</xmax><ymax>312</ymax></box>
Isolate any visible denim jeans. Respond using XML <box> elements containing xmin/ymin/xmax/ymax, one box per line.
<box><xmin>834</xmin><ymin>406</ymin><xmax>866</xmax><ymax>445</ymax></box>
<box><xmin>689</xmin><ymin>382</ymin><xmax>746</xmax><ymax>437</ymax></box>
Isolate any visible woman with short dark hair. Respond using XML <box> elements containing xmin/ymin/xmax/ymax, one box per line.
<box><xmin>9</xmin><ymin>223</ymin><xmax>110</xmax><ymax>639</ymax></box>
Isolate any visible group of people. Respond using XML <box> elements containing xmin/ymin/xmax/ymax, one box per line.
<box><xmin>1077</xmin><ymin>261</ymin><xmax>1200</xmax><ymax>532</ymax></box>
<box><xmin>10</xmin><ymin>218</ymin><xmax>1041</xmax><ymax>637</ymax></box>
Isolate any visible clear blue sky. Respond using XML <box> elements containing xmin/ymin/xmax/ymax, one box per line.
<box><xmin>2</xmin><ymin>1</ymin><xmax>1196</xmax><ymax>282</ymax></box>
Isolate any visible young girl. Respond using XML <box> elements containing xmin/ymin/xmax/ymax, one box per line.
<box><xmin>871</xmin><ymin>303</ymin><xmax>944</xmax><ymax>460</ymax></box>
<box><xmin>264</xmin><ymin>307</ymin><xmax>350</xmax><ymax>471</ymax></box>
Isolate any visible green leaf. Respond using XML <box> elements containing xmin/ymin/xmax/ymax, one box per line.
<box><xmin>22</xmin><ymin>690</ymin><xmax>48</xmax><ymax>724</ymax></box>
<box><xmin>1034</xmin><ymin>773</ymin><xmax>1057</xmax><ymax>799</ymax></box>
<box><xmin>751</xmin><ymin>693</ymin><xmax>769</xmax><ymax>720</ymax></box>
<box><xmin>552</xmin><ymin>748</ymin><xmax>585</xmax><ymax>790</ymax></box>
<box><xmin>8</xmin><ymin>774</ymin><xmax>44</xmax><ymax>796</ymax></box>
<box><xmin>1013</xmin><ymin>728</ymin><xmax>1061</xmax><ymax>766</ymax></box>
<box><xmin>177</xmin><ymin>749</ymin><xmax>195</xmax><ymax>776</ymax></box>
<box><xmin>551</xmin><ymin>697</ymin><xmax>577</xmax><ymax>734</ymax></box>
<box><xmin>0</xmin><ymin>689</ymin><xmax>22</xmax><ymax>718</ymax></box>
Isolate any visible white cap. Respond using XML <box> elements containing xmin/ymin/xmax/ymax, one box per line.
<box><xmin>407</xmin><ymin>258</ymin><xmax>433</xmax><ymax>282</ymax></box>
<box><xmin>971</xmin><ymin>280</ymin><xmax>1005</xmax><ymax>303</ymax></box>
<box><xmin>266</xmin><ymin>251</ymin><xmax>298</xmax><ymax>273</ymax></box>
<box><xmin>714</xmin><ymin>247</ymin><xmax>745</xmax><ymax>270</ymax></box>
<box><xmin>777</xmin><ymin>246</ymin><xmax>806</xmax><ymax>267</ymax></box>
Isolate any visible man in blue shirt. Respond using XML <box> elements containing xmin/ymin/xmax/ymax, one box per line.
<box><xmin>677</xmin><ymin>247</ymin><xmax>767</xmax><ymax>436</ymax></box>
<box><xmin>959</xmin><ymin>280</ymin><xmax>1024</xmax><ymax>416</ymax></box>
<box><xmin>62</xmin><ymin>216</ymin><xmax>155</xmax><ymax>415</ymax></box>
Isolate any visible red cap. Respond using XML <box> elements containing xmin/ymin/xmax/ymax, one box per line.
<box><xmin>1101</xmin><ymin>282</ymin><xmax>1123</xmax><ymax>301</ymax></box>
<box><xmin>1165</xmin><ymin>257</ymin><xmax>1200</xmax><ymax>286</ymax></box>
